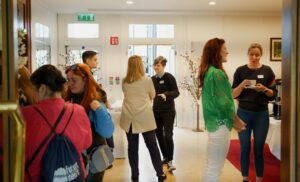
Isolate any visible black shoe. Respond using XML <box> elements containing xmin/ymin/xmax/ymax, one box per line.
<box><xmin>167</xmin><ymin>161</ymin><xmax>176</xmax><ymax>172</ymax></box>
<box><xmin>161</xmin><ymin>158</ymin><xmax>169</xmax><ymax>164</ymax></box>
<box><xmin>158</xmin><ymin>173</ymin><xmax>167</xmax><ymax>182</ymax></box>
<box><xmin>131</xmin><ymin>176</ymin><xmax>139</xmax><ymax>182</ymax></box>
<box><xmin>106</xmin><ymin>164</ymin><xmax>113</xmax><ymax>169</ymax></box>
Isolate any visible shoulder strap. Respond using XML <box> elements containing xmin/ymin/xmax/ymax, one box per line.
<box><xmin>61</xmin><ymin>104</ymin><xmax>74</xmax><ymax>134</ymax></box>
<box><xmin>25</xmin><ymin>103</ymin><xmax>67</xmax><ymax>178</ymax></box>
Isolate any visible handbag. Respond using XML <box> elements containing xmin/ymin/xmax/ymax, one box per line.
<box><xmin>88</xmin><ymin>145</ymin><xmax>114</xmax><ymax>173</ymax></box>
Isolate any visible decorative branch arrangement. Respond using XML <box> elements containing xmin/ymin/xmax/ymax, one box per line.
<box><xmin>18</xmin><ymin>29</ymin><xmax>28</xmax><ymax>68</ymax></box>
<box><xmin>179</xmin><ymin>51</ymin><xmax>203</xmax><ymax>132</ymax></box>
<box><xmin>179</xmin><ymin>51</ymin><xmax>201</xmax><ymax>105</ymax></box>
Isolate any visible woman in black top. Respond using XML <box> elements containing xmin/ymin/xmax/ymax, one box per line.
<box><xmin>151</xmin><ymin>56</ymin><xmax>179</xmax><ymax>172</ymax></box>
<box><xmin>232</xmin><ymin>43</ymin><xmax>277</xmax><ymax>182</ymax></box>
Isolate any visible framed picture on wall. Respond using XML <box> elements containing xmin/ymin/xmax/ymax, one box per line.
<box><xmin>270</xmin><ymin>37</ymin><xmax>282</xmax><ymax>61</ymax></box>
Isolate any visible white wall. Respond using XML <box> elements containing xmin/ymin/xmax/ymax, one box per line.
<box><xmin>57</xmin><ymin>13</ymin><xmax>281</xmax><ymax>129</ymax></box>
<box><xmin>179</xmin><ymin>14</ymin><xmax>282</xmax><ymax>129</ymax></box>
<box><xmin>31</xmin><ymin>0</ymin><xmax>58</xmax><ymax>70</ymax></box>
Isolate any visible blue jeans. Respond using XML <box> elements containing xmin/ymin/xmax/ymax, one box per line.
<box><xmin>237</xmin><ymin>108</ymin><xmax>269</xmax><ymax>177</ymax></box>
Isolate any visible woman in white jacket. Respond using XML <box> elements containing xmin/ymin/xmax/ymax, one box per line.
<box><xmin>120</xmin><ymin>55</ymin><xmax>166</xmax><ymax>182</ymax></box>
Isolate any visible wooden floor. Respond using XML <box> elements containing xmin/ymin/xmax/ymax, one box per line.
<box><xmin>103</xmin><ymin>127</ymin><xmax>242</xmax><ymax>182</ymax></box>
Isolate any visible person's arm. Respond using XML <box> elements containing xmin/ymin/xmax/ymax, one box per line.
<box><xmin>211</xmin><ymin>70</ymin><xmax>234</xmax><ymax>110</ymax></box>
<box><xmin>233</xmin><ymin>114</ymin><xmax>246</xmax><ymax>132</ymax></box>
<box><xmin>253</xmin><ymin>67</ymin><xmax>276</xmax><ymax>98</ymax></box>
<box><xmin>164</xmin><ymin>74</ymin><xmax>180</xmax><ymax>99</ymax></box>
<box><xmin>212</xmin><ymin>70</ymin><xmax>246</xmax><ymax>131</ymax></box>
<box><xmin>233</xmin><ymin>79</ymin><xmax>251</xmax><ymax>98</ymax></box>
<box><xmin>149</xmin><ymin>79</ymin><xmax>156</xmax><ymax>100</ymax></box>
<box><xmin>89</xmin><ymin>100</ymin><xmax>114</xmax><ymax>138</ymax></box>
<box><xmin>253</xmin><ymin>83</ymin><xmax>275</xmax><ymax>97</ymax></box>
<box><xmin>232</xmin><ymin>67</ymin><xmax>251</xmax><ymax>98</ymax></box>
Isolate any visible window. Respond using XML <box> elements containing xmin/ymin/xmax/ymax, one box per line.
<box><xmin>129</xmin><ymin>24</ymin><xmax>174</xmax><ymax>38</ymax></box>
<box><xmin>36</xmin><ymin>49</ymin><xmax>50</xmax><ymax>68</ymax></box>
<box><xmin>65</xmin><ymin>46</ymin><xmax>102</xmax><ymax>83</ymax></box>
<box><xmin>35</xmin><ymin>23</ymin><xmax>49</xmax><ymax>38</ymax></box>
<box><xmin>156</xmin><ymin>24</ymin><xmax>174</xmax><ymax>38</ymax></box>
<box><xmin>35</xmin><ymin>23</ymin><xmax>51</xmax><ymax>67</ymax></box>
<box><xmin>68</xmin><ymin>23</ymin><xmax>99</xmax><ymax>38</ymax></box>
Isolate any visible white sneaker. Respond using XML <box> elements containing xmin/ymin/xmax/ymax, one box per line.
<box><xmin>167</xmin><ymin>161</ymin><xmax>176</xmax><ymax>172</ymax></box>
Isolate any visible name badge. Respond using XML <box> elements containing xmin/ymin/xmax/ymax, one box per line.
<box><xmin>159</xmin><ymin>80</ymin><xmax>165</xmax><ymax>84</ymax></box>
<box><xmin>257</xmin><ymin>75</ymin><xmax>264</xmax><ymax>79</ymax></box>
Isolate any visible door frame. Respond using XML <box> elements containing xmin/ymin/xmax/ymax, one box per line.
<box><xmin>1</xmin><ymin>0</ymin><xmax>26</xmax><ymax>181</ymax></box>
<box><xmin>281</xmin><ymin>0</ymin><xmax>299</xmax><ymax>181</ymax></box>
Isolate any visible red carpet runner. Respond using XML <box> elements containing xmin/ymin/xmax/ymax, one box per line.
<box><xmin>226</xmin><ymin>140</ymin><xmax>280</xmax><ymax>182</ymax></box>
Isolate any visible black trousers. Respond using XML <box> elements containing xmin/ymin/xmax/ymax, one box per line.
<box><xmin>106</xmin><ymin>136</ymin><xmax>114</xmax><ymax>149</ymax></box>
<box><xmin>154</xmin><ymin>111</ymin><xmax>176</xmax><ymax>162</ymax></box>
<box><xmin>86</xmin><ymin>171</ymin><xmax>105</xmax><ymax>182</ymax></box>
<box><xmin>126</xmin><ymin>126</ymin><xmax>163</xmax><ymax>178</ymax></box>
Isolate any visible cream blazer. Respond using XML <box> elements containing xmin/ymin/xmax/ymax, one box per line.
<box><xmin>120</xmin><ymin>76</ymin><xmax>157</xmax><ymax>134</ymax></box>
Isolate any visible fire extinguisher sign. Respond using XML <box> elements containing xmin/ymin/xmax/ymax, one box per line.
<box><xmin>110</xmin><ymin>36</ymin><xmax>119</xmax><ymax>45</ymax></box>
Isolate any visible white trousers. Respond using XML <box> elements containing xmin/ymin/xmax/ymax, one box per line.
<box><xmin>202</xmin><ymin>125</ymin><xmax>231</xmax><ymax>182</ymax></box>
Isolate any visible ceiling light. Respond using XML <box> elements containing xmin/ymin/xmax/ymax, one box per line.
<box><xmin>209</xmin><ymin>1</ymin><xmax>216</xmax><ymax>5</ymax></box>
<box><xmin>126</xmin><ymin>1</ymin><xmax>134</xmax><ymax>5</ymax></box>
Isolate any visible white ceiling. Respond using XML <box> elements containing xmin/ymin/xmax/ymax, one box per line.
<box><xmin>37</xmin><ymin>0</ymin><xmax>282</xmax><ymax>14</ymax></box>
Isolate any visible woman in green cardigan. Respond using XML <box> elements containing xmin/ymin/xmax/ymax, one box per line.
<box><xmin>199</xmin><ymin>38</ymin><xmax>246</xmax><ymax>181</ymax></box>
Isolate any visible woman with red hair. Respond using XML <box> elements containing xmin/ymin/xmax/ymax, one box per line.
<box><xmin>65</xmin><ymin>63</ymin><xmax>114</xmax><ymax>182</ymax></box>
<box><xmin>199</xmin><ymin>38</ymin><xmax>245</xmax><ymax>181</ymax></box>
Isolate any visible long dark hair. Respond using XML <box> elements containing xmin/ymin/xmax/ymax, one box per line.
<box><xmin>199</xmin><ymin>38</ymin><xmax>226</xmax><ymax>87</ymax></box>
<box><xmin>30</xmin><ymin>64</ymin><xmax>66</xmax><ymax>92</ymax></box>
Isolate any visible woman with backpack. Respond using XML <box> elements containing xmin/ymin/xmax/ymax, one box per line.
<box><xmin>23</xmin><ymin>64</ymin><xmax>92</xmax><ymax>182</ymax></box>
<box><xmin>65</xmin><ymin>63</ymin><xmax>114</xmax><ymax>182</ymax></box>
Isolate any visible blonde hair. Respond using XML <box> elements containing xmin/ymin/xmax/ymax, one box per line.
<box><xmin>123</xmin><ymin>55</ymin><xmax>145</xmax><ymax>84</ymax></box>
<box><xmin>248</xmin><ymin>43</ymin><xmax>263</xmax><ymax>55</ymax></box>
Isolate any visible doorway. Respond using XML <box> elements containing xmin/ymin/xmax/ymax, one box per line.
<box><xmin>128</xmin><ymin>44</ymin><xmax>176</xmax><ymax>76</ymax></box>
<box><xmin>65</xmin><ymin>45</ymin><xmax>103</xmax><ymax>83</ymax></box>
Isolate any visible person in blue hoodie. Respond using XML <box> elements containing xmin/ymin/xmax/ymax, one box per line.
<box><xmin>65</xmin><ymin>63</ymin><xmax>114</xmax><ymax>182</ymax></box>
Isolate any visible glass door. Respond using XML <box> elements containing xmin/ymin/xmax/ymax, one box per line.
<box><xmin>34</xmin><ymin>23</ymin><xmax>51</xmax><ymax>68</ymax></box>
<box><xmin>65</xmin><ymin>46</ymin><xmax>103</xmax><ymax>83</ymax></box>
<box><xmin>128</xmin><ymin>44</ymin><xmax>176</xmax><ymax>76</ymax></box>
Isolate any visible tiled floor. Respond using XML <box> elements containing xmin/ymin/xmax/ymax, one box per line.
<box><xmin>103</xmin><ymin>127</ymin><xmax>242</xmax><ymax>182</ymax></box>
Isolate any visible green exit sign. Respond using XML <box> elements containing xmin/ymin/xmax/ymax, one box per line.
<box><xmin>77</xmin><ymin>13</ymin><xmax>95</xmax><ymax>22</ymax></box>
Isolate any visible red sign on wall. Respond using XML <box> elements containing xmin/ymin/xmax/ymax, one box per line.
<box><xmin>110</xmin><ymin>36</ymin><xmax>119</xmax><ymax>45</ymax></box>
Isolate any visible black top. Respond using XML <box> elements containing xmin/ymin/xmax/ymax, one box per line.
<box><xmin>151</xmin><ymin>72</ymin><xmax>180</xmax><ymax>113</ymax></box>
<box><xmin>98</xmin><ymin>88</ymin><xmax>107</xmax><ymax>104</ymax></box>
<box><xmin>232</xmin><ymin>64</ymin><xmax>277</xmax><ymax>111</ymax></box>
<box><xmin>68</xmin><ymin>93</ymin><xmax>106</xmax><ymax>152</ymax></box>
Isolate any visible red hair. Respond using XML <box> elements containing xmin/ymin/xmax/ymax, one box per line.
<box><xmin>199</xmin><ymin>38</ymin><xmax>227</xmax><ymax>87</ymax></box>
<box><xmin>64</xmin><ymin>63</ymin><xmax>101</xmax><ymax>111</ymax></box>
<box><xmin>17</xmin><ymin>66</ymin><xmax>37</xmax><ymax>105</ymax></box>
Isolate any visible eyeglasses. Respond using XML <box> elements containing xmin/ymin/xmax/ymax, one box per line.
<box><xmin>66</xmin><ymin>64</ymin><xmax>79</xmax><ymax>71</ymax></box>
<box><xmin>66</xmin><ymin>64</ymin><xmax>87</xmax><ymax>77</ymax></box>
